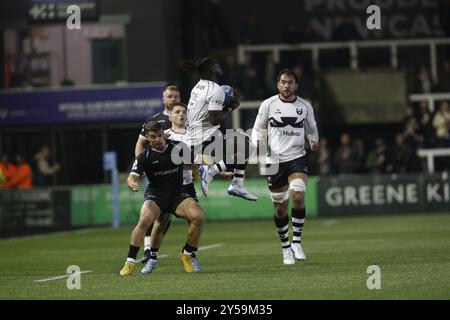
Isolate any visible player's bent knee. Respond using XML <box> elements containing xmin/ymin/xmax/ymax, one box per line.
<box><xmin>192</xmin><ymin>210</ymin><xmax>205</xmax><ymax>224</ymax></box>
<box><xmin>187</xmin><ymin>206</ymin><xmax>205</xmax><ymax>225</ymax></box>
<box><xmin>289</xmin><ymin>178</ymin><xmax>306</xmax><ymax>193</ymax></box>
<box><xmin>270</xmin><ymin>190</ymin><xmax>289</xmax><ymax>203</ymax></box>
<box><xmin>139</xmin><ymin>214</ymin><xmax>153</xmax><ymax>228</ymax></box>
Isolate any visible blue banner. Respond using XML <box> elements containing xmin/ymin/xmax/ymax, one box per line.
<box><xmin>0</xmin><ymin>83</ymin><xmax>166</xmax><ymax>125</ymax></box>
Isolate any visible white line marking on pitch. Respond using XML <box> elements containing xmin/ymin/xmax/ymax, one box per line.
<box><xmin>323</xmin><ymin>219</ymin><xmax>338</xmax><ymax>227</ymax></box>
<box><xmin>198</xmin><ymin>243</ymin><xmax>224</xmax><ymax>251</ymax></box>
<box><xmin>35</xmin><ymin>244</ymin><xmax>225</xmax><ymax>280</ymax></box>
<box><xmin>34</xmin><ymin>271</ymin><xmax>93</xmax><ymax>283</ymax></box>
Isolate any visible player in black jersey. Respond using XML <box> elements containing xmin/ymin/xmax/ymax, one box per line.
<box><xmin>134</xmin><ymin>85</ymin><xmax>180</xmax><ymax>263</ymax></box>
<box><xmin>120</xmin><ymin>121</ymin><xmax>208</xmax><ymax>275</ymax></box>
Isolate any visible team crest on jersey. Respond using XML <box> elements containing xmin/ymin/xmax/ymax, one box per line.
<box><xmin>269</xmin><ymin>117</ymin><xmax>304</xmax><ymax>128</ymax></box>
<box><xmin>296</xmin><ymin>108</ymin><xmax>303</xmax><ymax>116</ymax></box>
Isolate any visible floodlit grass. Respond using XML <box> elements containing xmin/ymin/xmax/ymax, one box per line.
<box><xmin>0</xmin><ymin>213</ymin><xmax>449</xmax><ymax>299</ymax></box>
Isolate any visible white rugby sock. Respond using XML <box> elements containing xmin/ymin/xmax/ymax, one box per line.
<box><xmin>208</xmin><ymin>160</ymin><xmax>226</xmax><ymax>177</ymax></box>
<box><xmin>144</xmin><ymin>236</ymin><xmax>151</xmax><ymax>251</ymax></box>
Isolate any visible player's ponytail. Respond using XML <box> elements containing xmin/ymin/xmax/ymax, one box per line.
<box><xmin>179</xmin><ymin>59</ymin><xmax>198</xmax><ymax>73</ymax></box>
<box><xmin>180</xmin><ymin>57</ymin><xmax>218</xmax><ymax>78</ymax></box>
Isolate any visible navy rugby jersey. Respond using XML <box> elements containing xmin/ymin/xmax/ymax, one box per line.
<box><xmin>139</xmin><ymin>112</ymin><xmax>172</xmax><ymax>139</ymax></box>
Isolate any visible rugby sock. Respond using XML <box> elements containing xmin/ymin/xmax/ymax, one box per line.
<box><xmin>144</xmin><ymin>237</ymin><xmax>151</xmax><ymax>252</ymax></box>
<box><xmin>127</xmin><ymin>244</ymin><xmax>140</xmax><ymax>263</ymax></box>
<box><xmin>208</xmin><ymin>160</ymin><xmax>226</xmax><ymax>177</ymax></box>
<box><xmin>274</xmin><ymin>215</ymin><xmax>290</xmax><ymax>249</ymax></box>
<box><xmin>182</xmin><ymin>243</ymin><xmax>198</xmax><ymax>257</ymax></box>
<box><xmin>232</xmin><ymin>169</ymin><xmax>245</xmax><ymax>186</ymax></box>
<box><xmin>150</xmin><ymin>247</ymin><xmax>159</xmax><ymax>260</ymax></box>
<box><xmin>292</xmin><ymin>208</ymin><xmax>305</xmax><ymax>244</ymax></box>
<box><xmin>144</xmin><ymin>223</ymin><xmax>154</xmax><ymax>251</ymax></box>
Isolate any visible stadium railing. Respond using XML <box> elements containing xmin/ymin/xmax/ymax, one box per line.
<box><xmin>238</xmin><ymin>38</ymin><xmax>450</xmax><ymax>82</ymax></box>
<box><xmin>409</xmin><ymin>92</ymin><xmax>450</xmax><ymax>112</ymax></box>
<box><xmin>418</xmin><ymin>148</ymin><xmax>450</xmax><ymax>173</ymax></box>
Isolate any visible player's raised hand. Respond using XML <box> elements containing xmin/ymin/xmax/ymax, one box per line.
<box><xmin>309</xmin><ymin>139</ymin><xmax>319</xmax><ymax>151</ymax></box>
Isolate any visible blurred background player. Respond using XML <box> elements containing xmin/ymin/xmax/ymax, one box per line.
<box><xmin>252</xmin><ymin>69</ymin><xmax>319</xmax><ymax>265</ymax></box>
<box><xmin>182</xmin><ymin>57</ymin><xmax>257</xmax><ymax>201</ymax></box>
<box><xmin>120</xmin><ymin>121</ymin><xmax>207</xmax><ymax>276</ymax></box>
<box><xmin>134</xmin><ymin>85</ymin><xmax>181</xmax><ymax>264</ymax></box>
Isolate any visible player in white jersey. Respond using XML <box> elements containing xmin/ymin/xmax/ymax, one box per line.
<box><xmin>164</xmin><ymin>103</ymin><xmax>197</xmax><ymax>202</ymax></box>
<box><xmin>182</xmin><ymin>57</ymin><xmax>257</xmax><ymax>201</ymax></box>
<box><xmin>251</xmin><ymin>69</ymin><xmax>319</xmax><ymax>265</ymax></box>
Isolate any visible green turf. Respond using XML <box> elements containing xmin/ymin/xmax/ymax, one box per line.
<box><xmin>0</xmin><ymin>213</ymin><xmax>449</xmax><ymax>299</ymax></box>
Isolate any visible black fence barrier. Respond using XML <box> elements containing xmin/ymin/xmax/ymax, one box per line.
<box><xmin>0</xmin><ymin>187</ymin><xmax>71</xmax><ymax>238</ymax></box>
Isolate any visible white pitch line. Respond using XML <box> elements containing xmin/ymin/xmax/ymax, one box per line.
<box><xmin>198</xmin><ymin>243</ymin><xmax>224</xmax><ymax>251</ymax></box>
<box><xmin>5</xmin><ymin>228</ymin><xmax>101</xmax><ymax>241</ymax></box>
<box><xmin>34</xmin><ymin>270</ymin><xmax>93</xmax><ymax>283</ymax></box>
<box><xmin>323</xmin><ymin>219</ymin><xmax>338</xmax><ymax>227</ymax></box>
<box><xmin>35</xmin><ymin>244</ymin><xmax>225</xmax><ymax>280</ymax></box>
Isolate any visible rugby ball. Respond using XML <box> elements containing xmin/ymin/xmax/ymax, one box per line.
<box><xmin>221</xmin><ymin>85</ymin><xmax>234</xmax><ymax>106</ymax></box>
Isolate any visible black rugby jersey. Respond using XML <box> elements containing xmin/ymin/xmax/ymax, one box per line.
<box><xmin>131</xmin><ymin>141</ymin><xmax>193</xmax><ymax>192</ymax></box>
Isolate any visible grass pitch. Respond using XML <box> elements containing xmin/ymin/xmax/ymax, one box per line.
<box><xmin>0</xmin><ymin>213</ymin><xmax>449</xmax><ymax>300</ymax></box>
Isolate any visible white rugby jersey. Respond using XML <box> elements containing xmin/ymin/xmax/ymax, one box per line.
<box><xmin>186</xmin><ymin>79</ymin><xmax>225</xmax><ymax>146</ymax></box>
<box><xmin>164</xmin><ymin>128</ymin><xmax>193</xmax><ymax>185</ymax></box>
<box><xmin>251</xmin><ymin>95</ymin><xmax>319</xmax><ymax>164</ymax></box>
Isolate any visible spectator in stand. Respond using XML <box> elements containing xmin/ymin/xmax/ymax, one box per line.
<box><xmin>437</xmin><ymin>61</ymin><xmax>450</xmax><ymax>93</ymax></box>
<box><xmin>302</xmin><ymin>22</ymin><xmax>320</xmax><ymax>42</ymax></box>
<box><xmin>222</xmin><ymin>53</ymin><xmax>242</xmax><ymax>89</ymax></box>
<box><xmin>404</xmin><ymin>115</ymin><xmax>423</xmax><ymax>149</ymax></box>
<box><xmin>332</xmin><ymin>16</ymin><xmax>360</xmax><ymax>41</ymax></box>
<box><xmin>334</xmin><ymin>133</ymin><xmax>358</xmax><ymax>175</ymax></box>
<box><xmin>412</xmin><ymin>66</ymin><xmax>435</xmax><ymax>94</ymax></box>
<box><xmin>264</xmin><ymin>52</ymin><xmax>278</xmax><ymax>96</ymax></box>
<box><xmin>282</xmin><ymin>23</ymin><xmax>302</xmax><ymax>45</ymax></box>
<box><xmin>292</xmin><ymin>64</ymin><xmax>315</xmax><ymax>102</ymax></box>
<box><xmin>386</xmin><ymin>134</ymin><xmax>410</xmax><ymax>174</ymax></box>
<box><xmin>353</xmin><ymin>138</ymin><xmax>366</xmax><ymax>173</ymax></box>
<box><xmin>0</xmin><ymin>154</ymin><xmax>16</xmax><ymax>189</ymax></box>
<box><xmin>365</xmin><ymin>139</ymin><xmax>388</xmax><ymax>174</ymax></box>
<box><xmin>33</xmin><ymin>145</ymin><xmax>60</xmax><ymax>186</ymax></box>
<box><xmin>386</xmin><ymin>133</ymin><xmax>421</xmax><ymax>174</ymax></box>
<box><xmin>317</xmin><ymin>138</ymin><xmax>331</xmax><ymax>175</ymax></box>
<box><xmin>432</xmin><ymin>101</ymin><xmax>450</xmax><ymax>147</ymax></box>
<box><xmin>241</xmin><ymin>52</ymin><xmax>261</xmax><ymax>100</ymax></box>
<box><xmin>403</xmin><ymin>105</ymin><xmax>417</xmax><ymax>131</ymax></box>
<box><xmin>417</xmin><ymin>100</ymin><xmax>435</xmax><ymax>148</ymax></box>
<box><xmin>241</xmin><ymin>15</ymin><xmax>262</xmax><ymax>45</ymax></box>
<box><xmin>10</xmin><ymin>154</ymin><xmax>32</xmax><ymax>189</ymax></box>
